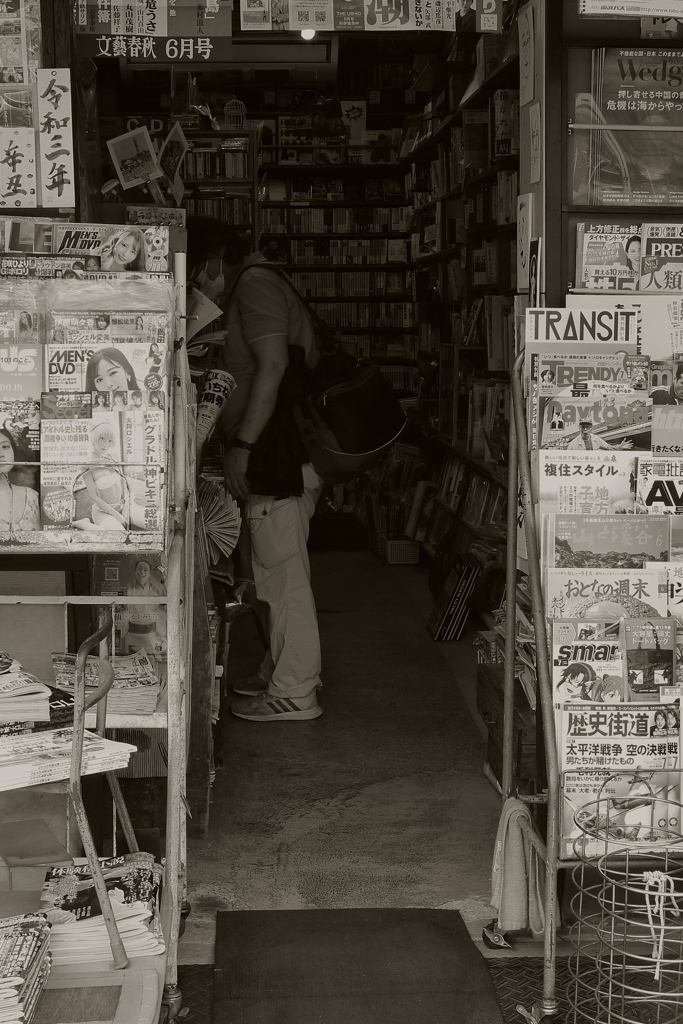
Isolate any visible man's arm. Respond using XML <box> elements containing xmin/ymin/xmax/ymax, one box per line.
<box><xmin>223</xmin><ymin>334</ymin><xmax>288</xmax><ymax>500</ymax></box>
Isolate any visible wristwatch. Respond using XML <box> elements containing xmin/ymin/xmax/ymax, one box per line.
<box><xmin>233</xmin><ymin>438</ymin><xmax>255</xmax><ymax>451</ymax></box>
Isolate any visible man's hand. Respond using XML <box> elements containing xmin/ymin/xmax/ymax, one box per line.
<box><xmin>224</xmin><ymin>447</ymin><xmax>251</xmax><ymax>501</ymax></box>
<box><xmin>618</xmin><ymin>440</ymin><xmax>634</xmax><ymax>450</ymax></box>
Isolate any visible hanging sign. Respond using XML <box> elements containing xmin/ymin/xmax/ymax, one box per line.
<box><xmin>75</xmin><ymin>33</ymin><xmax>232</xmax><ymax>58</ymax></box>
<box><xmin>580</xmin><ymin>1</ymin><xmax>683</xmax><ymax>14</ymax></box>
<box><xmin>36</xmin><ymin>69</ymin><xmax>76</xmax><ymax>208</ymax></box>
<box><xmin>239</xmin><ymin>0</ymin><xmax>459</xmax><ymax>28</ymax></box>
<box><xmin>475</xmin><ymin>0</ymin><xmax>503</xmax><ymax>32</ymax></box>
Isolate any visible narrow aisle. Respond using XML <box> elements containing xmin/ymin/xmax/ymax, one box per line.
<box><xmin>180</xmin><ymin>551</ymin><xmax>501</xmax><ymax>964</ymax></box>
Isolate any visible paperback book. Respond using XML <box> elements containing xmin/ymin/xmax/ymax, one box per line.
<box><xmin>545</xmin><ymin>567</ymin><xmax>669</xmax><ymax>620</ymax></box>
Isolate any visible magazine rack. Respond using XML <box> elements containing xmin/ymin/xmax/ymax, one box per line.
<box><xmin>0</xmin><ymin>256</ymin><xmax>194</xmax><ymax>1023</ymax></box>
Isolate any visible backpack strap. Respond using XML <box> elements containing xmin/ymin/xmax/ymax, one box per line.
<box><xmin>224</xmin><ymin>259</ymin><xmax>339</xmax><ymax>356</ymax></box>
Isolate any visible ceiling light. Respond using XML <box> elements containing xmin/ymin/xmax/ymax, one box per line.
<box><xmin>300</xmin><ymin>28</ymin><xmax>316</xmax><ymax>39</ymax></box>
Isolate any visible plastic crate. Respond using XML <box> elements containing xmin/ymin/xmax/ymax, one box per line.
<box><xmin>383</xmin><ymin>536</ymin><xmax>420</xmax><ymax>565</ymax></box>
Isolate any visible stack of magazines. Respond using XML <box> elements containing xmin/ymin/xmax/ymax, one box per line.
<box><xmin>0</xmin><ymin>730</ymin><xmax>136</xmax><ymax>792</ymax></box>
<box><xmin>0</xmin><ymin>655</ymin><xmax>51</xmax><ymax>724</ymax></box>
<box><xmin>0</xmin><ymin>688</ymin><xmax>75</xmax><ymax>741</ymax></box>
<box><xmin>0</xmin><ymin>914</ymin><xmax>51</xmax><ymax>1024</ymax></box>
<box><xmin>40</xmin><ymin>853</ymin><xmax>165</xmax><ymax>965</ymax></box>
<box><xmin>51</xmin><ymin>651</ymin><xmax>160</xmax><ymax>717</ymax></box>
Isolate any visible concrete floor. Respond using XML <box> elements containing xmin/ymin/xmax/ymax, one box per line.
<box><xmin>178</xmin><ymin>552</ymin><xmax>507</xmax><ymax>965</ymax></box>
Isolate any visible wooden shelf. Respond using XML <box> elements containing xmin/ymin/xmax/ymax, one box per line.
<box><xmin>304</xmin><ymin>295</ymin><xmax>411</xmax><ymax>302</ymax></box>
<box><xmin>433</xmin><ymin>436</ymin><xmax>508</xmax><ymax>487</ymax></box>
<box><xmin>260</xmin><ymin>231</ymin><xmax>410</xmax><ymax>239</ymax></box>
<box><xmin>261</xmin><ymin>199</ymin><xmax>405</xmax><ymax>207</ymax></box>
<box><xmin>184</xmin><ymin>178</ymin><xmax>253</xmax><ymax>185</ymax></box>
<box><xmin>283</xmin><ymin>263</ymin><xmax>406</xmax><ymax>270</ymax></box>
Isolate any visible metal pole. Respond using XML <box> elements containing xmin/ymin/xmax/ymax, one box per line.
<box><xmin>510</xmin><ymin>351</ymin><xmax>560</xmax><ymax>1017</ymax></box>
<box><xmin>164</xmin><ymin>531</ymin><xmax>185</xmax><ymax>1001</ymax></box>
<box><xmin>68</xmin><ymin>613</ymin><xmax>129</xmax><ymax>971</ymax></box>
<box><xmin>502</xmin><ymin>413</ymin><xmax>518</xmax><ymax>802</ymax></box>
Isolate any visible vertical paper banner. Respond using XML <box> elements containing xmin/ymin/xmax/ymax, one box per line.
<box><xmin>0</xmin><ymin>86</ymin><xmax>36</xmax><ymax>208</ymax></box>
<box><xmin>363</xmin><ymin>0</ymin><xmax>416</xmax><ymax>30</ymax></box>
<box><xmin>333</xmin><ymin>0</ymin><xmax>364</xmax><ymax>28</ymax></box>
<box><xmin>240</xmin><ymin>0</ymin><xmax>272</xmax><ymax>29</ymax></box>
<box><xmin>475</xmin><ymin>0</ymin><xmax>503</xmax><ymax>32</ymax></box>
<box><xmin>36</xmin><ymin>69</ymin><xmax>76</xmax><ymax>208</ymax></box>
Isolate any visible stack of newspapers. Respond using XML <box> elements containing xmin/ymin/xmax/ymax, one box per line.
<box><xmin>0</xmin><ymin>655</ymin><xmax>51</xmax><ymax>724</ymax></box>
<box><xmin>40</xmin><ymin>853</ymin><xmax>165</xmax><ymax>966</ymax></box>
<box><xmin>0</xmin><ymin>914</ymin><xmax>52</xmax><ymax>1024</ymax></box>
<box><xmin>0</xmin><ymin>730</ymin><xmax>136</xmax><ymax>792</ymax></box>
<box><xmin>51</xmin><ymin>651</ymin><xmax>160</xmax><ymax>717</ymax></box>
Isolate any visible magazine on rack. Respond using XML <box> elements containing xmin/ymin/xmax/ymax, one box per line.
<box><xmin>565</xmin><ymin>293</ymin><xmax>683</xmax><ymax>361</ymax></box>
<box><xmin>40</xmin><ymin>852</ymin><xmax>164</xmax><ymax>964</ymax></box>
<box><xmin>51</xmin><ymin>650</ymin><xmax>160</xmax><ymax>716</ymax></box>
<box><xmin>0</xmin><ymin>729</ymin><xmax>136</xmax><ymax>792</ymax></box>
<box><xmin>652</xmin><ymin>405</ymin><xmax>683</xmax><ymax>456</ymax></box>
<box><xmin>525</xmin><ymin>306</ymin><xmax>640</xmax><ymax>347</ymax></box>
<box><xmin>0</xmin><ymin>686</ymin><xmax>74</xmax><ymax>739</ymax></box>
<box><xmin>561</xmin><ymin>770</ymin><xmax>681</xmax><ymax>860</ymax></box>
<box><xmin>575</xmin><ymin>223</ymin><xmax>641</xmax><ymax>291</ymax></box>
<box><xmin>537</xmin><ymin>450</ymin><xmax>639</xmax><ymax>517</ymax></box>
<box><xmin>545</xmin><ymin>567</ymin><xmax>669</xmax><ymax>620</ymax></box>
<box><xmin>537</xmin><ymin>391</ymin><xmax>651</xmax><ymax>452</ymax></box>
<box><xmin>543</xmin><ymin>513</ymin><xmax>670</xmax><ymax>571</ymax></box>
<box><xmin>93</xmin><ymin>553</ymin><xmax>167</xmax><ymax>661</ymax></box>
<box><xmin>0</xmin><ymin>667</ymin><xmax>51</xmax><ymax>722</ymax></box>
<box><xmin>551</xmin><ymin>619</ymin><xmax>624</xmax><ymax>703</ymax></box>
<box><xmin>558</xmin><ymin>701</ymin><xmax>681</xmax><ymax>772</ymax></box>
<box><xmin>4</xmin><ymin>222</ymin><xmax>171</xmax><ymax>274</ymax></box>
<box><xmin>637</xmin><ymin>457</ymin><xmax>683</xmax><ymax>514</ymax></box>
<box><xmin>640</xmin><ymin>224</ymin><xmax>683</xmax><ymax>291</ymax></box>
<box><xmin>645</xmin><ymin>562</ymin><xmax>683</xmax><ymax>629</ymax></box>
<box><xmin>0</xmin><ymin>913</ymin><xmax>52</xmax><ymax>1021</ymax></box>
<box><xmin>40</xmin><ymin>461</ymin><xmax>164</xmax><ymax>537</ymax></box>
<box><xmin>573</xmin><ymin>49</ymin><xmax>683</xmax><ymax>206</ymax></box>
<box><xmin>623</xmin><ymin>618</ymin><xmax>677</xmax><ymax>701</ymax></box>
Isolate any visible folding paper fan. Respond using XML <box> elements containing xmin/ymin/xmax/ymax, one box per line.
<box><xmin>198</xmin><ymin>478</ymin><xmax>241</xmax><ymax>563</ymax></box>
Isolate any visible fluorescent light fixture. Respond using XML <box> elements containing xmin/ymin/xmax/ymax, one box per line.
<box><xmin>300</xmin><ymin>28</ymin><xmax>316</xmax><ymax>39</ymax></box>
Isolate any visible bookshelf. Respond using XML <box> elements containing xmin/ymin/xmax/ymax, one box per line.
<box><xmin>181</xmin><ymin>126</ymin><xmax>261</xmax><ymax>252</ymax></box>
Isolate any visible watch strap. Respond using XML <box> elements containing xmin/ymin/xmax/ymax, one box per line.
<box><xmin>233</xmin><ymin>437</ymin><xmax>255</xmax><ymax>451</ymax></box>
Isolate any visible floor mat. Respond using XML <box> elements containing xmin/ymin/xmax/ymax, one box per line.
<box><xmin>486</xmin><ymin>958</ymin><xmax>572</xmax><ymax>1023</ymax></box>
<box><xmin>178</xmin><ymin>965</ymin><xmax>214</xmax><ymax>1024</ymax></box>
<box><xmin>214</xmin><ymin>908</ymin><xmax>504</xmax><ymax>1024</ymax></box>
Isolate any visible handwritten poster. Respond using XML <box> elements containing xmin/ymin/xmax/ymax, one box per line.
<box><xmin>36</xmin><ymin>69</ymin><xmax>75</xmax><ymax>208</ymax></box>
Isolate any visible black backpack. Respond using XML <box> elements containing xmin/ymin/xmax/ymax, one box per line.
<box><xmin>231</xmin><ymin>262</ymin><xmax>407</xmax><ymax>484</ymax></box>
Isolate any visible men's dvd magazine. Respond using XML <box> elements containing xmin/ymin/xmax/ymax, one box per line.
<box><xmin>3</xmin><ymin>221</ymin><xmax>171</xmax><ymax>274</ymax></box>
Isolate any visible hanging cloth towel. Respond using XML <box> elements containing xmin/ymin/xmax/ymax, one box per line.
<box><xmin>490</xmin><ymin>797</ymin><xmax>554</xmax><ymax>939</ymax></box>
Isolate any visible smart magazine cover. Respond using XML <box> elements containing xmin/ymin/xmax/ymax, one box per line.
<box><xmin>537</xmin><ymin>450</ymin><xmax>638</xmax><ymax>517</ymax></box>
<box><xmin>552</xmin><ymin>619</ymin><xmax>624</xmax><ymax>704</ymax></box>
<box><xmin>545</xmin><ymin>513</ymin><xmax>670</xmax><ymax>570</ymax></box>
<box><xmin>545</xmin><ymin>567</ymin><xmax>669</xmax><ymax>619</ymax></box>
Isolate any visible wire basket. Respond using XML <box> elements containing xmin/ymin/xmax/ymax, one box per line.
<box><xmin>384</xmin><ymin>536</ymin><xmax>420</xmax><ymax>564</ymax></box>
<box><xmin>567</xmin><ymin>771</ymin><xmax>683</xmax><ymax>1024</ymax></box>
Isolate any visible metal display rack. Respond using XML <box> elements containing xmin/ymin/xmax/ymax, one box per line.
<box><xmin>0</xmin><ymin>254</ymin><xmax>194</xmax><ymax>1024</ymax></box>
<box><xmin>499</xmin><ymin>353</ymin><xmax>683</xmax><ymax>1023</ymax></box>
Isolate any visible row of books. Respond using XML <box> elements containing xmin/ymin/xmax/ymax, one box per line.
<box><xmin>576</xmin><ymin>222</ymin><xmax>683</xmax><ymax>292</ymax></box>
<box><xmin>181</xmin><ymin>149</ymin><xmax>249</xmax><ymax>180</ymax></box>
<box><xmin>288</xmin><ymin>207</ymin><xmax>409</xmax><ymax>235</ymax></box>
<box><xmin>277</xmin><ymin>238</ymin><xmax>409</xmax><ymax>265</ymax></box>
<box><xmin>264</xmin><ymin>176</ymin><xmax>404</xmax><ymax>203</ymax></box>
<box><xmin>468</xmin><ymin>379</ymin><xmax>511</xmax><ymax>464</ymax></box>
<box><xmin>289</xmin><ymin>271</ymin><xmax>409</xmax><ymax>299</ymax></box>
<box><xmin>465</xmin><ymin>171</ymin><xmax>518</xmax><ymax>228</ymax></box>
<box><xmin>184</xmin><ymin>197</ymin><xmax>252</xmax><ymax>224</ymax></box>
<box><xmin>307</xmin><ymin>301</ymin><xmax>413</xmax><ymax>329</ymax></box>
<box><xmin>338</xmin><ymin>334</ymin><xmax>417</xmax><ymax>362</ymax></box>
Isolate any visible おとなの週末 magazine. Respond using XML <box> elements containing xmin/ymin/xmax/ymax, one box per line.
<box><xmin>545</xmin><ymin>567</ymin><xmax>669</xmax><ymax>620</ymax></box>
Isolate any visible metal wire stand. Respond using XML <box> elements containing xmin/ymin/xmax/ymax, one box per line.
<box><xmin>568</xmin><ymin>773</ymin><xmax>683</xmax><ymax>1023</ymax></box>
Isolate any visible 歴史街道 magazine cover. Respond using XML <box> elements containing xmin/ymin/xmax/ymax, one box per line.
<box><xmin>559</xmin><ymin>701</ymin><xmax>681</xmax><ymax>773</ymax></box>
<box><xmin>544</xmin><ymin>513</ymin><xmax>670</xmax><ymax>571</ymax></box>
<box><xmin>551</xmin><ymin>619</ymin><xmax>625</xmax><ymax>703</ymax></box>
<box><xmin>537</xmin><ymin>450</ymin><xmax>639</xmax><ymax>517</ymax></box>
<box><xmin>537</xmin><ymin>391</ymin><xmax>652</xmax><ymax>452</ymax></box>
<box><xmin>575</xmin><ymin>223</ymin><xmax>642</xmax><ymax>291</ymax></box>
<box><xmin>545</xmin><ymin>567</ymin><xmax>669</xmax><ymax>619</ymax></box>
